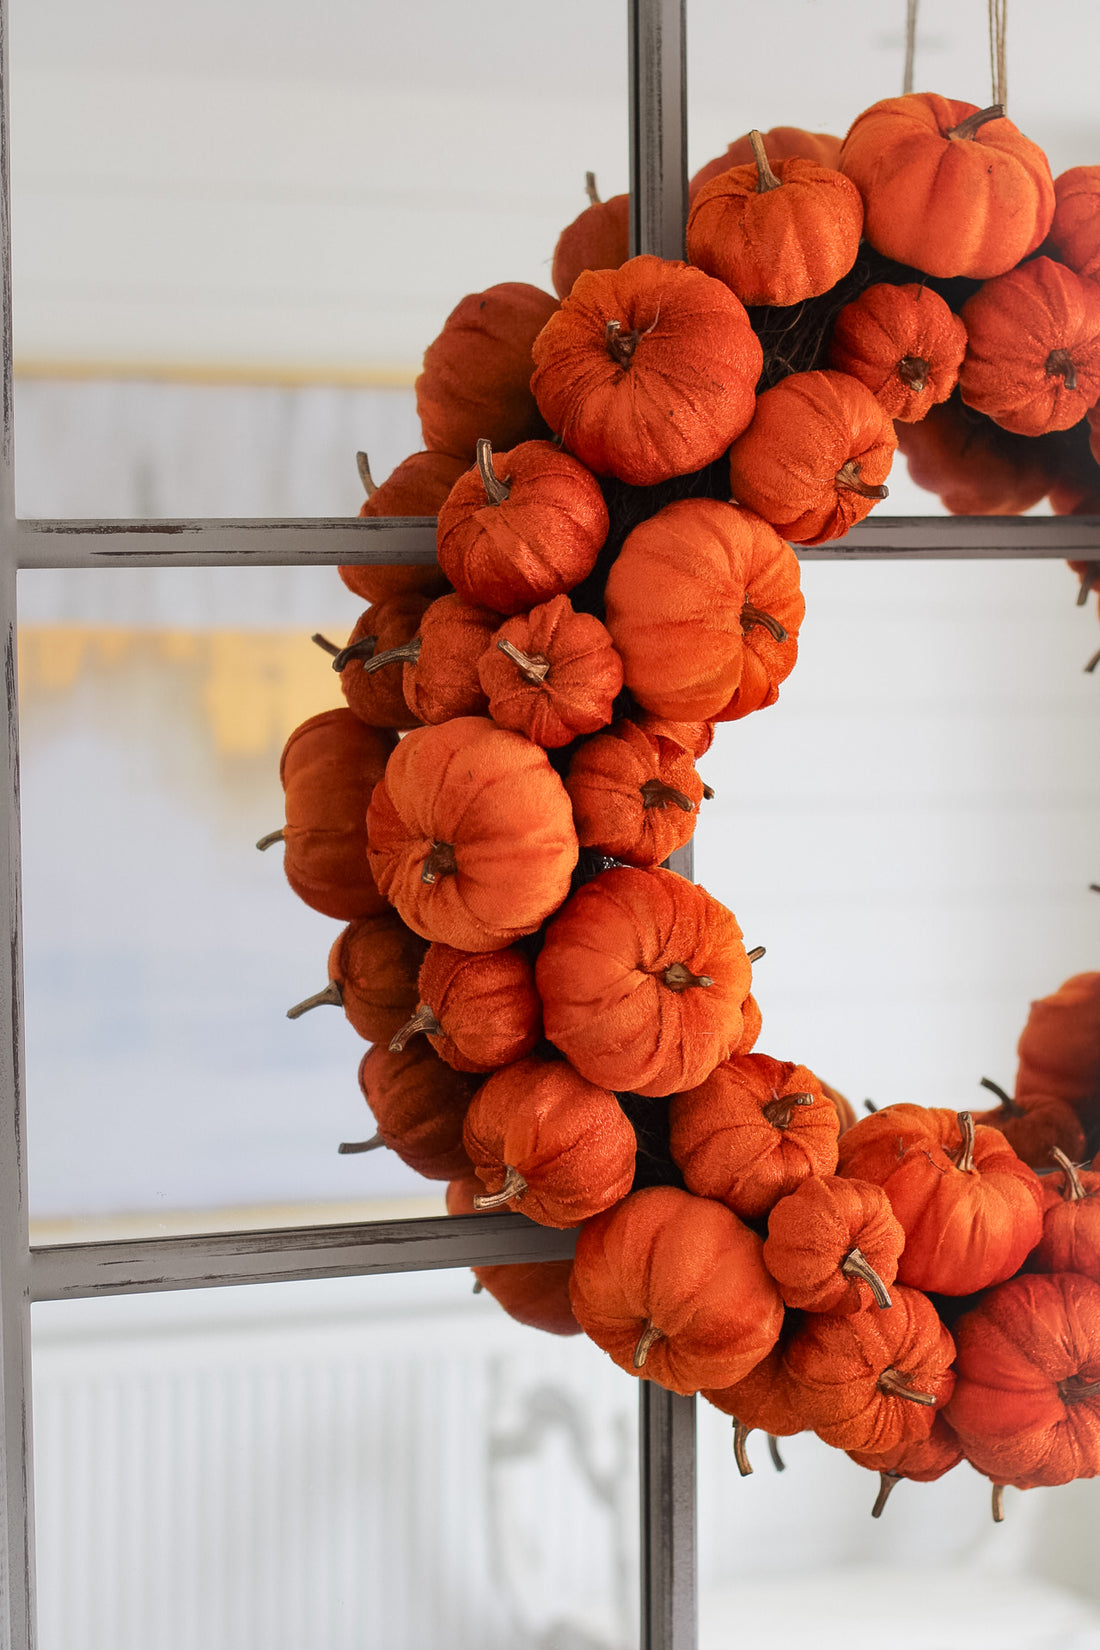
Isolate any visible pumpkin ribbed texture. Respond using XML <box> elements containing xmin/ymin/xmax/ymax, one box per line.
<box><xmin>763</xmin><ymin>1174</ymin><xmax>904</xmax><ymax>1316</ymax></box>
<box><xmin>316</xmin><ymin>912</ymin><xmax>426</xmax><ymax>1044</ymax></box>
<box><xmin>403</xmin><ymin>941</ymin><xmax>541</xmax><ymax>1074</ymax></box>
<box><xmin>565</xmin><ymin>718</ymin><xmax>703</xmax><ymax>867</ymax></box>
<box><xmin>828</xmin><ymin>282</ymin><xmax>967</xmax><ymax>422</ymax></box>
<box><xmin>1030</xmin><ymin>1158</ymin><xmax>1100</xmax><ymax>1278</ymax></box>
<box><xmin>397</xmin><ymin>593</ymin><xmax>499</xmax><ymax>725</ymax></box>
<box><xmin>479</xmin><ymin>596</ymin><xmax>623</xmax><ymax>748</ymax></box>
<box><xmin>1049</xmin><ymin>166</ymin><xmax>1100</xmax><ymax>283</ymax></box>
<box><xmin>972</xmin><ymin>1088</ymin><xmax>1086</xmax><ymax>1169</ymax></box>
<box><xmin>357</xmin><ymin>1042</ymin><xmax>477</xmax><ymax>1181</ymax></box>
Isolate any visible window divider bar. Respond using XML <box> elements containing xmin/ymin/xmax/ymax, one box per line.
<box><xmin>629</xmin><ymin>0</ymin><xmax>688</xmax><ymax>261</ymax></box>
<box><xmin>639</xmin><ymin>1385</ymin><xmax>697</xmax><ymax>1650</ymax></box>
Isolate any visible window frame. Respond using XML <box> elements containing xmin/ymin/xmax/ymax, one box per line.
<box><xmin>0</xmin><ymin>4</ymin><xmax>1095</xmax><ymax>1647</ymax></box>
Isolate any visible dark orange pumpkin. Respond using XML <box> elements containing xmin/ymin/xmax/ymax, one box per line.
<box><xmin>894</xmin><ymin>398</ymin><xmax>1052</xmax><ymax>515</ymax></box>
<box><xmin>669</xmin><ymin>1053</ymin><xmax>839</xmax><ymax>1220</ymax></box>
<box><xmin>1049</xmin><ymin>165</ymin><xmax>1100</xmax><ymax>283</ymax></box>
<box><xmin>365</xmin><ymin>592</ymin><xmax>500</xmax><ymax>726</ymax></box>
<box><xmin>971</xmin><ymin>1077</ymin><xmax>1086</xmax><ymax>1169</ymax></box>
<box><xmin>690</xmin><ymin>126</ymin><xmax>842</xmax><ymax>202</ymax></box>
<box><xmin>366</xmin><ymin>716</ymin><xmax>578</xmax><ymax>952</ymax></box>
<box><xmin>569</xmin><ymin>1185</ymin><xmax>784</xmax><ymax>1395</ymax></box>
<box><xmin>784</xmin><ymin>1284</ymin><xmax>956</xmax><ymax>1454</ymax></box>
<box><xmin>349</xmin><ymin>1041</ymin><xmax>477</xmax><ymax>1180</ymax></box>
<box><xmin>389</xmin><ymin>941</ymin><xmax>541</xmax><ymax>1074</ymax></box>
<box><xmin>703</xmin><ymin>1344</ymin><xmax>807</xmax><ymax>1476</ymax></box>
<box><xmin>530</xmin><ymin>256</ymin><xmax>762</xmax><ymax>486</ymax></box>
<box><xmin>478</xmin><ymin>595</ymin><xmax>622</xmax><ymax>748</ymax></box>
<box><xmin>827</xmin><ymin>283</ymin><xmax>967</xmax><ymax>422</ymax></box>
<box><xmin>1015</xmin><ymin>972</ymin><xmax>1100</xmax><ymax>1127</ymax></box>
<box><xmin>286</xmin><ymin>911</ymin><xmax>426</xmax><ymax>1045</ymax></box>
<box><xmin>728</xmin><ymin>370</ymin><xmax>896</xmax><ymax>545</ymax></box>
<box><xmin>763</xmin><ymin>1174</ymin><xmax>904</xmax><ymax>1315</ymax></box>
<box><xmin>265</xmin><ymin>708</ymin><xmax>394</xmax><ymax>921</ymax></box>
<box><xmin>686</xmin><ymin>131</ymin><xmax>863</xmax><ymax>307</ymax></box>
<box><xmin>462</xmin><ymin>1056</ymin><xmax>636</xmax><ymax>1228</ymax></box>
<box><xmin>436</xmin><ymin>439</ymin><xmax>609</xmax><ymax>616</ymax></box>
<box><xmin>946</xmin><ymin>1272</ymin><xmax>1100</xmax><ymax>1489</ymax></box>
<box><xmin>445</xmin><ymin>1173</ymin><xmax>581</xmax><ymax>1336</ymax></box>
<box><xmin>564</xmin><ymin>718</ymin><xmax>704</xmax><ymax>867</ymax></box>
<box><xmin>1029</xmin><ymin>1149</ymin><xmax>1100</xmax><ymax>1278</ymax></box>
<box><xmin>416</xmin><ymin>283</ymin><xmax>558</xmax><ymax>461</ymax></box>
<box><xmin>839</xmin><ymin>93</ymin><xmax>1054</xmax><ymax>279</ymax></box>
<box><xmin>603</xmin><ymin>498</ymin><xmax>804</xmax><ymax>722</ymax></box>
<box><xmin>959</xmin><ymin>257</ymin><xmax>1100</xmax><ymax>436</ymax></box>
<box><xmin>535</xmin><ymin>866</ymin><xmax>753</xmax><ymax>1097</ymax></box>
<box><xmin>339</xmin><ymin>449</ymin><xmax>461</xmax><ymax>603</ymax></box>
<box><xmin>848</xmin><ymin>1414</ymin><xmax>964</xmax><ymax>1517</ymax></box>
<box><xmin>552</xmin><ymin>173</ymin><xmax>630</xmax><ymax>299</ymax></box>
<box><xmin>329</xmin><ymin>593</ymin><xmax>431</xmax><ymax>731</ymax></box>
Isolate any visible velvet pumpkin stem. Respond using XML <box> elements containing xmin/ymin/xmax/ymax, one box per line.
<box><xmin>762</xmin><ymin>1092</ymin><xmax>813</xmax><ymax>1128</ymax></box>
<box><xmin>585</xmin><ymin>170</ymin><xmax>601</xmax><ymax>205</ymax></box>
<box><xmin>1045</xmin><ymin>348</ymin><xmax>1078</xmax><ymax>391</ymax></box>
<box><xmin>1050</xmin><ymin>1146</ymin><xmax>1088</xmax><ymax>1200</ymax></box>
<box><xmin>255</xmin><ymin>828</ymin><xmax>285</xmax><ymax>851</ymax></box>
<box><xmin>897</xmin><ymin>355</ymin><xmax>930</xmax><ymax>392</ymax></box>
<box><xmin>954</xmin><ymin>1111</ymin><xmax>976</xmax><ymax>1174</ymax></box>
<box><xmin>476</xmin><ymin>438</ymin><xmax>512</xmax><ymax>506</ymax></box>
<box><xmin>767</xmin><ymin>1435</ymin><xmax>786</xmax><ymax>1473</ymax></box>
<box><xmin>358</xmin><ymin>636</ymin><xmax>423</xmax><ymax>675</ymax></box>
<box><xmin>330</xmin><ymin>635</ymin><xmax>380</xmax><ymax>672</ymax></box>
<box><xmin>946</xmin><ymin>103</ymin><xmax>1005</xmax><ymax>141</ymax></box>
<box><xmin>421</xmin><ymin>841</ymin><xmax>458</xmax><ymax>884</ymax></box>
<box><xmin>287</xmin><ymin>980</ymin><xmax>343</xmax><ymax>1019</ymax></box>
<box><xmin>311</xmin><ymin>632</ymin><xmax>341</xmax><ymax>657</ymax></box>
<box><xmin>389</xmin><ymin>1002</ymin><xmax>444</xmax><ymax>1053</ymax></box>
<box><xmin>979</xmin><ymin>1075</ymin><xmax>1021</xmax><ymax>1115</ymax></box>
<box><xmin>633</xmin><ymin>1321</ymin><xmax>664</xmax><ymax>1369</ymax></box>
<box><xmin>663</xmin><ymin>962</ymin><xmax>713</xmax><ymax>991</ymax></box>
<box><xmin>876</xmin><ymin>1366</ymin><xmax>936</xmax><ymax>1406</ymax></box>
<box><xmin>472</xmin><ymin>1277</ymin><xmax>485</xmax><ymax>1294</ymax></box>
<box><xmin>740</xmin><ymin>603</ymin><xmax>788</xmax><ymax>643</ymax></box>
<box><xmin>1058</xmin><ymin>1375</ymin><xmax>1100</xmax><ymax>1402</ymax></box>
<box><xmin>747</xmin><ymin>946</ymin><xmax>766</xmax><ymax>964</ymax></box>
<box><xmin>748</xmin><ymin>129</ymin><xmax>782</xmax><ymax>193</ymax></box>
<box><xmin>864</xmin><ymin>1099</ymin><xmax>879</xmax><ymax>1114</ymax></box>
<box><xmin>1085</xmin><ymin>646</ymin><xmax>1100</xmax><ymax>675</ymax></box>
<box><xmin>640</xmin><ymin>778</ymin><xmax>694</xmax><ymax>813</ymax></box>
<box><xmin>496</xmin><ymin>637</ymin><xmax>551</xmax><ymax>683</ymax></box>
<box><xmin>473</xmin><ymin>1166</ymin><xmax>527</xmax><ymax>1210</ymax></box>
<box><xmin>338</xmin><ymin>1133</ymin><xmax>383</xmax><ymax>1154</ymax></box>
<box><xmin>835</xmin><ymin>460</ymin><xmax>889</xmax><ymax>501</ymax></box>
<box><xmin>841</xmin><ymin>1246</ymin><xmax>893</xmax><ymax>1309</ymax></box>
<box><xmin>605</xmin><ymin>319</ymin><xmax>641</xmax><ymax>368</ymax></box>
<box><xmin>1076</xmin><ymin>564</ymin><xmax>1099</xmax><ymax>606</ymax></box>
<box><xmin>992</xmin><ymin>1483</ymin><xmax>1005</xmax><ymax>1523</ymax></box>
<box><xmin>732</xmin><ymin>1420</ymin><xmax>754</xmax><ymax>1477</ymax></box>
<box><xmin>356</xmin><ymin>451</ymin><xmax>377</xmax><ymax>497</ymax></box>
<box><xmin>871</xmin><ymin>1471</ymin><xmax>902</xmax><ymax>1519</ymax></box>
<box><xmin>702</xmin><ymin>783</ymin><xmax>716</xmax><ymax>801</ymax></box>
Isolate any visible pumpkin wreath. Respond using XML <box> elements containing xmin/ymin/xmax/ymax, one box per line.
<box><xmin>263</xmin><ymin>92</ymin><xmax>1100</xmax><ymax>1522</ymax></box>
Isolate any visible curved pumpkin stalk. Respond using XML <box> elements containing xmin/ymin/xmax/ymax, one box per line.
<box><xmin>473</xmin><ymin>1166</ymin><xmax>527</xmax><ymax>1210</ymax></box>
<box><xmin>632</xmin><ymin>1321</ymin><xmax>664</xmax><ymax>1369</ymax></box>
<box><xmin>287</xmin><ymin>980</ymin><xmax>343</xmax><ymax>1019</ymax></box>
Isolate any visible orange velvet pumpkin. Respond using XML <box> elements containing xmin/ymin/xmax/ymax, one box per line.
<box><xmin>959</xmin><ymin>258</ymin><xmax>1100</xmax><ymax>436</ymax></box>
<box><xmin>437</xmin><ymin>439</ymin><xmax>609</xmax><ymax>616</ymax></box>
<box><xmin>972</xmin><ymin>1078</ymin><xmax>1086</xmax><ymax>1169</ymax></box>
<box><xmin>329</xmin><ymin>593</ymin><xmax>430</xmax><ymax>731</ymax></box>
<box><xmin>669</xmin><ymin>1053</ymin><xmax>839</xmax><ymax>1220</ymax></box>
<box><xmin>835</xmin><ymin>1101</ymin><xmax>944</xmax><ymax>1183</ymax></box>
<box><xmin>535</xmin><ymin>866</ymin><xmax>753</xmax><ymax>1097</ymax></box>
<box><xmin>389</xmin><ymin>941</ymin><xmax>541</xmax><ymax>1074</ymax></box>
<box><xmin>763</xmin><ymin>1174</ymin><xmax>904</xmax><ymax>1315</ymax></box>
<box><xmin>462</xmin><ymin>1056</ymin><xmax>636</xmax><ymax>1228</ymax></box>
<box><xmin>286</xmin><ymin>911</ymin><xmax>426</xmax><ymax>1045</ymax></box>
<box><xmin>1029</xmin><ymin>1149</ymin><xmax>1100</xmax><ymax>1277</ymax></box>
<box><xmin>552</xmin><ymin>174</ymin><xmax>630</xmax><ymax>299</ymax></box>
<box><xmin>266</xmin><ymin>708</ymin><xmax>394</xmax><ymax>921</ymax></box>
<box><xmin>351</xmin><ymin>1041</ymin><xmax>477</xmax><ymax>1180</ymax></box>
<box><xmin>894</xmin><ymin>397</ymin><xmax>1052</xmax><ymax>515</ymax></box>
<box><xmin>339</xmin><ymin>449</ymin><xmax>462</xmax><ymax>602</ymax></box>
<box><xmin>564</xmin><ymin>718</ymin><xmax>704</xmax><ymax>867</ymax></box>
<box><xmin>478</xmin><ymin>595</ymin><xmax>622</xmax><ymax>748</ymax></box>
<box><xmin>703</xmin><ymin>1344</ymin><xmax>807</xmax><ymax>1476</ymax></box>
<box><xmin>728</xmin><ymin>370</ymin><xmax>896</xmax><ymax>545</ymax></box>
<box><xmin>569</xmin><ymin>1185</ymin><xmax>784</xmax><ymax>1395</ymax></box>
<box><xmin>946</xmin><ymin>1272</ymin><xmax>1100</xmax><ymax>1489</ymax></box>
<box><xmin>689</xmin><ymin>126</ymin><xmax>842</xmax><ymax>202</ymax></box>
<box><xmin>445</xmin><ymin>1173</ymin><xmax>581</xmax><ymax>1336</ymax></box>
<box><xmin>416</xmin><ymin>282</ymin><xmax>558</xmax><ymax>461</ymax></box>
<box><xmin>784</xmin><ymin>1284</ymin><xmax>956</xmax><ymax>1454</ymax></box>
<box><xmin>1015</xmin><ymin>972</ymin><xmax>1100</xmax><ymax>1126</ymax></box>
<box><xmin>827</xmin><ymin>283</ymin><xmax>967</xmax><ymax>422</ymax></box>
<box><xmin>603</xmin><ymin>498</ymin><xmax>804</xmax><ymax>722</ymax></box>
<box><xmin>839</xmin><ymin>93</ymin><xmax>1054</xmax><ymax>279</ymax></box>
<box><xmin>530</xmin><ymin>255</ymin><xmax>762</xmax><ymax>486</ymax></box>
<box><xmin>366</xmin><ymin>716</ymin><xmax>578</xmax><ymax>952</ymax></box>
<box><xmin>366</xmin><ymin>592</ymin><xmax>499</xmax><ymax>726</ymax></box>
<box><xmin>1049</xmin><ymin>165</ymin><xmax>1100</xmax><ymax>283</ymax></box>
<box><xmin>686</xmin><ymin>131</ymin><xmax>863</xmax><ymax>308</ymax></box>
<box><xmin>848</xmin><ymin>1414</ymin><xmax>964</xmax><ymax>1517</ymax></box>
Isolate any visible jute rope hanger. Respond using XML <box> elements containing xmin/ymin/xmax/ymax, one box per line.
<box><xmin>903</xmin><ymin>1</ymin><xmax>1008</xmax><ymax>108</ymax></box>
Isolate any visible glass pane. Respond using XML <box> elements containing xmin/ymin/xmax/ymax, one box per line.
<box><xmin>33</xmin><ymin>1269</ymin><xmax>639</xmax><ymax>1650</ymax></box>
<box><xmin>10</xmin><ymin>0</ymin><xmax>628</xmax><ymax>515</ymax></box>
<box><xmin>20</xmin><ymin>565</ymin><xmax>459</xmax><ymax>1242</ymax></box>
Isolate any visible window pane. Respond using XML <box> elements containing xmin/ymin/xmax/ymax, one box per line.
<box><xmin>33</xmin><ymin>1270</ymin><xmax>639</xmax><ymax>1650</ymax></box>
<box><xmin>11</xmin><ymin>0</ymin><xmax>628</xmax><ymax>515</ymax></box>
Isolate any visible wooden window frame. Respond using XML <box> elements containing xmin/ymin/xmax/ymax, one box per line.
<box><xmin>0</xmin><ymin>4</ymin><xmax>1093</xmax><ymax>1647</ymax></box>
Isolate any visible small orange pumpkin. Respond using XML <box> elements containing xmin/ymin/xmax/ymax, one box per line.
<box><xmin>894</xmin><ymin>397</ymin><xmax>1052</xmax><ymax>515</ymax></box>
<box><xmin>827</xmin><ymin>283</ymin><xmax>967</xmax><ymax>422</ymax></box>
<box><xmin>462</xmin><ymin>1056</ymin><xmax>636</xmax><ymax>1228</ymax></box>
<box><xmin>349</xmin><ymin>1041</ymin><xmax>477</xmax><ymax>1180</ymax></box>
<box><xmin>445</xmin><ymin>1174</ymin><xmax>581</xmax><ymax>1336</ymax></box>
<box><xmin>971</xmin><ymin>1077</ymin><xmax>1086</xmax><ymax>1169</ymax></box>
<box><xmin>389</xmin><ymin>941</ymin><xmax>541</xmax><ymax>1074</ymax></box>
<box><xmin>728</xmin><ymin>370</ymin><xmax>896</xmax><ymax>545</ymax></box>
<box><xmin>569</xmin><ymin>1185</ymin><xmax>784</xmax><ymax>1395</ymax></box>
<box><xmin>848</xmin><ymin>1414</ymin><xmax>964</xmax><ymax>1518</ymax></box>
<box><xmin>552</xmin><ymin>173</ymin><xmax>630</xmax><ymax>298</ymax></box>
<box><xmin>479</xmin><ymin>595</ymin><xmax>623</xmax><ymax>748</ymax></box>
<box><xmin>564</xmin><ymin>718</ymin><xmax>704</xmax><ymax>867</ymax></box>
<box><xmin>1029</xmin><ymin>1148</ymin><xmax>1100</xmax><ymax>1277</ymax></box>
<box><xmin>530</xmin><ymin>256</ymin><xmax>762</xmax><ymax>486</ymax></box>
<box><xmin>359</xmin><ymin>592</ymin><xmax>500</xmax><ymax>726</ymax></box>
<box><xmin>286</xmin><ymin>911</ymin><xmax>426</xmax><ymax>1045</ymax></box>
<box><xmin>763</xmin><ymin>1174</ymin><xmax>904</xmax><ymax>1315</ymax></box>
<box><xmin>703</xmin><ymin>1344</ymin><xmax>807</xmax><ymax>1476</ymax></box>
<box><xmin>1049</xmin><ymin>165</ymin><xmax>1100</xmax><ymax>283</ymax></box>
<box><xmin>690</xmin><ymin>126</ymin><xmax>842</xmax><ymax>202</ymax></box>
<box><xmin>1015</xmin><ymin>972</ymin><xmax>1100</xmax><ymax>1127</ymax></box>
<box><xmin>339</xmin><ymin>449</ymin><xmax>461</xmax><ymax>603</ymax></box>
<box><xmin>328</xmin><ymin>594</ymin><xmax>431</xmax><ymax>731</ymax></box>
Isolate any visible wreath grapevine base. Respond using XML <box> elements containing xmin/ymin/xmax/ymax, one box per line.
<box><xmin>261</xmin><ymin>92</ymin><xmax>1100</xmax><ymax>1523</ymax></box>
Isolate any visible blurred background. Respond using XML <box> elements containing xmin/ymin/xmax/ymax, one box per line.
<box><xmin>11</xmin><ymin>1</ymin><xmax>1100</xmax><ymax>1646</ymax></box>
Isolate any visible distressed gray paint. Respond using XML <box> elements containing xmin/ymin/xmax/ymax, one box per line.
<box><xmin>640</xmin><ymin>1386</ymin><xmax>696</xmax><ymax>1650</ymax></box>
